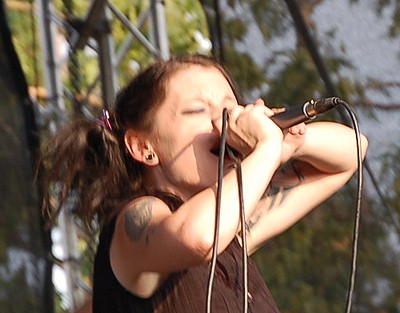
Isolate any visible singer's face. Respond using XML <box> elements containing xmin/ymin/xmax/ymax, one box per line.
<box><xmin>149</xmin><ymin>65</ymin><xmax>238</xmax><ymax>200</ymax></box>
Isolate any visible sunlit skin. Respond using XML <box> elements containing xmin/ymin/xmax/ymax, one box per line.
<box><xmin>119</xmin><ymin>65</ymin><xmax>289</xmax><ymax>296</ymax></box>
<box><xmin>111</xmin><ymin>64</ymin><xmax>368</xmax><ymax>300</ymax></box>
<box><xmin>137</xmin><ymin>66</ymin><xmax>307</xmax><ymax>201</ymax></box>
<box><xmin>144</xmin><ymin>66</ymin><xmax>269</xmax><ymax>200</ymax></box>
<box><xmin>44</xmin><ymin>56</ymin><xmax>368</xmax><ymax>312</ymax></box>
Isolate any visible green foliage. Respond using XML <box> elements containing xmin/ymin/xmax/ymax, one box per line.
<box><xmin>223</xmin><ymin>45</ymin><xmax>267</xmax><ymax>96</ymax></box>
<box><xmin>6</xmin><ymin>3</ymin><xmax>43</xmax><ymax>88</ymax></box>
<box><xmin>217</xmin><ymin>1</ymin><xmax>400</xmax><ymax>312</ymax></box>
<box><xmin>249</xmin><ymin>0</ymin><xmax>290</xmax><ymax>40</ymax></box>
<box><xmin>381</xmin><ymin>147</ymin><xmax>400</xmax><ymax>223</ymax></box>
<box><xmin>253</xmin><ymin>198</ymin><xmax>353</xmax><ymax>313</ymax></box>
<box><xmin>263</xmin><ymin>48</ymin><xmax>322</xmax><ymax>106</ymax></box>
<box><xmin>6</xmin><ymin>0</ymin><xmax>400</xmax><ymax>312</ymax></box>
<box><xmin>223</xmin><ymin>18</ymin><xmax>248</xmax><ymax>41</ymax></box>
<box><xmin>167</xmin><ymin>0</ymin><xmax>211</xmax><ymax>54</ymax></box>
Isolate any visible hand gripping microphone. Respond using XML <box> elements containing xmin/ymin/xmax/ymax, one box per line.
<box><xmin>270</xmin><ymin>97</ymin><xmax>341</xmax><ymax>129</ymax></box>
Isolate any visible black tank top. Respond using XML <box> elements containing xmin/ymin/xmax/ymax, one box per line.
<box><xmin>93</xmin><ymin>218</ymin><xmax>280</xmax><ymax>313</ymax></box>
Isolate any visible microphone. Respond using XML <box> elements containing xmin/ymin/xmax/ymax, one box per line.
<box><xmin>270</xmin><ymin>97</ymin><xmax>341</xmax><ymax>129</ymax></box>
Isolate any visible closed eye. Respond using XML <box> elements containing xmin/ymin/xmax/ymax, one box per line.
<box><xmin>182</xmin><ymin>108</ymin><xmax>206</xmax><ymax>114</ymax></box>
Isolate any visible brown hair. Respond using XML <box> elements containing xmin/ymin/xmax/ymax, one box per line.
<box><xmin>38</xmin><ymin>54</ymin><xmax>241</xmax><ymax>228</ymax></box>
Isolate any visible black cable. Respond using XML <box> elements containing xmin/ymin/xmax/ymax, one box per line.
<box><xmin>226</xmin><ymin>147</ymin><xmax>248</xmax><ymax>313</ymax></box>
<box><xmin>207</xmin><ymin>99</ymin><xmax>364</xmax><ymax>313</ymax></box>
<box><xmin>206</xmin><ymin>108</ymin><xmax>249</xmax><ymax>313</ymax></box>
<box><xmin>237</xmin><ymin>162</ymin><xmax>249</xmax><ymax>313</ymax></box>
<box><xmin>335</xmin><ymin>99</ymin><xmax>364</xmax><ymax>313</ymax></box>
<box><xmin>206</xmin><ymin>108</ymin><xmax>228</xmax><ymax>313</ymax></box>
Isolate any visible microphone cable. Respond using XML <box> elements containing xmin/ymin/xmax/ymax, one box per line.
<box><xmin>206</xmin><ymin>108</ymin><xmax>249</xmax><ymax>313</ymax></box>
<box><xmin>226</xmin><ymin>145</ymin><xmax>248</xmax><ymax>313</ymax></box>
<box><xmin>336</xmin><ymin>99</ymin><xmax>365</xmax><ymax>313</ymax></box>
<box><xmin>206</xmin><ymin>98</ymin><xmax>364</xmax><ymax>313</ymax></box>
<box><xmin>206</xmin><ymin>107</ymin><xmax>226</xmax><ymax>313</ymax></box>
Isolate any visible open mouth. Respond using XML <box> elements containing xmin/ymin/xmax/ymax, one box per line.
<box><xmin>210</xmin><ymin>143</ymin><xmax>241</xmax><ymax>160</ymax></box>
<box><xmin>210</xmin><ymin>145</ymin><xmax>221</xmax><ymax>157</ymax></box>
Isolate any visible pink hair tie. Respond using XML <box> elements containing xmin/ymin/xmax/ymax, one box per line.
<box><xmin>96</xmin><ymin>109</ymin><xmax>113</xmax><ymax>131</ymax></box>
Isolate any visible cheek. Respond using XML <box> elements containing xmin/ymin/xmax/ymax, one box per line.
<box><xmin>153</xmin><ymin>128</ymin><xmax>190</xmax><ymax>163</ymax></box>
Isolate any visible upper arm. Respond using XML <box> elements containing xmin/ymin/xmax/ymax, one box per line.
<box><xmin>109</xmin><ymin>196</ymin><xmax>208</xmax><ymax>297</ymax></box>
<box><xmin>109</xmin><ymin>196</ymin><xmax>167</xmax><ymax>297</ymax></box>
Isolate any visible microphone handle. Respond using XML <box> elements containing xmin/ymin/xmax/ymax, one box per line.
<box><xmin>270</xmin><ymin>103</ymin><xmax>313</xmax><ymax>129</ymax></box>
<box><xmin>270</xmin><ymin>97</ymin><xmax>340</xmax><ymax>129</ymax></box>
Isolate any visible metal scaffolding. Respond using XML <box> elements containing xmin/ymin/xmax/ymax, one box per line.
<box><xmin>35</xmin><ymin>0</ymin><xmax>170</xmax><ymax>311</ymax></box>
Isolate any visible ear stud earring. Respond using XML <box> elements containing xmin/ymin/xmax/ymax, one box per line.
<box><xmin>145</xmin><ymin>151</ymin><xmax>156</xmax><ymax>161</ymax></box>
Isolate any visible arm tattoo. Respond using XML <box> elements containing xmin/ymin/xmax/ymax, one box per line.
<box><xmin>124</xmin><ymin>200</ymin><xmax>154</xmax><ymax>242</ymax></box>
<box><xmin>263</xmin><ymin>161</ymin><xmax>304</xmax><ymax>198</ymax></box>
<box><xmin>291</xmin><ymin>161</ymin><xmax>305</xmax><ymax>182</ymax></box>
<box><xmin>246</xmin><ymin>161</ymin><xmax>304</xmax><ymax>233</ymax></box>
<box><xmin>246</xmin><ymin>187</ymin><xmax>290</xmax><ymax>233</ymax></box>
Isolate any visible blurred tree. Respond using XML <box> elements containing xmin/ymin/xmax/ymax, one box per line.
<box><xmin>351</xmin><ymin>0</ymin><xmax>400</xmax><ymax>38</ymax></box>
<box><xmin>208</xmin><ymin>0</ymin><xmax>400</xmax><ymax>312</ymax></box>
<box><xmin>4</xmin><ymin>0</ymin><xmax>400</xmax><ymax>312</ymax></box>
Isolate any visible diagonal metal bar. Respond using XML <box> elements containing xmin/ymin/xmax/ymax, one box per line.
<box><xmin>70</xmin><ymin>0</ymin><xmax>108</xmax><ymax>51</ymax></box>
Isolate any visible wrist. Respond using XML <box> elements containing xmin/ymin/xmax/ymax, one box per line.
<box><xmin>254</xmin><ymin>138</ymin><xmax>282</xmax><ymax>164</ymax></box>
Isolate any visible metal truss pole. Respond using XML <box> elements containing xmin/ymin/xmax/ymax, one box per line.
<box><xmin>96</xmin><ymin>5</ymin><xmax>118</xmax><ymax>108</ymax></box>
<box><xmin>36</xmin><ymin>0</ymin><xmax>66</xmax><ymax>129</ymax></box>
<box><xmin>150</xmin><ymin>0</ymin><xmax>170</xmax><ymax>60</ymax></box>
<box><xmin>70</xmin><ymin>0</ymin><xmax>118</xmax><ymax>109</ymax></box>
<box><xmin>35</xmin><ymin>0</ymin><xmax>170</xmax><ymax>311</ymax></box>
<box><xmin>36</xmin><ymin>1</ymin><xmax>83</xmax><ymax>312</ymax></box>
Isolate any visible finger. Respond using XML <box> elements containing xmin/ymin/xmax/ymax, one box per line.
<box><xmin>298</xmin><ymin>123</ymin><xmax>307</xmax><ymax>135</ymax></box>
<box><xmin>271</xmin><ymin>107</ymin><xmax>286</xmax><ymax>114</ymax></box>
<box><xmin>288</xmin><ymin>123</ymin><xmax>307</xmax><ymax>135</ymax></box>
<box><xmin>254</xmin><ymin>98</ymin><xmax>265</xmax><ymax>107</ymax></box>
<box><xmin>262</xmin><ymin>105</ymin><xmax>275</xmax><ymax>117</ymax></box>
<box><xmin>243</xmin><ymin>104</ymin><xmax>255</xmax><ymax>114</ymax></box>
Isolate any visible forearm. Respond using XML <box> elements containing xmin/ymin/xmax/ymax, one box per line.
<box><xmin>244</xmin><ymin>122</ymin><xmax>368</xmax><ymax>254</ymax></box>
<box><xmin>175</xmin><ymin>140</ymin><xmax>282</xmax><ymax>256</ymax></box>
<box><xmin>294</xmin><ymin>121</ymin><xmax>368</xmax><ymax>173</ymax></box>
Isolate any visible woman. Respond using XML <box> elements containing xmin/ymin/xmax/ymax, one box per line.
<box><xmin>40</xmin><ymin>54</ymin><xmax>368</xmax><ymax>313</ymax></box>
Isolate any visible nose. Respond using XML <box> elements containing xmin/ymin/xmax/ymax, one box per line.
<box><xmin>209</xmin><ymin>104</ymin><xmax>222</xmax><ymax>134</ymax></box>
<box><xmin>210</xmin><ymin>105</ymin><xmax>232</xmax><ymax>135</ymax></box>
<box><xmin>210</xmin><ymin>103</ymin><xmax>224</xmax><ymax>122</ymax></box>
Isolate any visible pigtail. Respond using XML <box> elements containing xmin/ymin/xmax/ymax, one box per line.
<box><xmin>39</xmin><ymin>55</ymin><xmax>231</xmax><ymax>229</ymax></box>
<box><xmin>38</xmin><ymin>117</ymin><xmax>138</xmax><ymax>228</ymax></box>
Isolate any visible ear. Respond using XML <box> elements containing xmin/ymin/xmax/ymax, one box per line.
<box><xmin>124</xmin><ymin>130</ymin><xmax>159</xmax><ymax>166</ymax></box>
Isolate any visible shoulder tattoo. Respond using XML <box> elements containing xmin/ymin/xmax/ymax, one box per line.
<box><xmin>124</xmin><ymin>199</ymin><xmax>154</xmax><ymax>242</ymax></box>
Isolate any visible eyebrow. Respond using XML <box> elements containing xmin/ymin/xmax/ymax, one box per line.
<box><xmin>224</xmin><ymin>95</ymin><xmax>236</xmax><ymax>101</ymax></box>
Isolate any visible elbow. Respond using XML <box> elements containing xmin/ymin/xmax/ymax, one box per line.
<box><xmin>347</xmin><ymin>133</ymin><xmax>368</xmax><ymax>173</ymax></box>
<box><xmin>361</xmin><ymin>134</ymin><xmax>369</xmax><ymax>159</ymax></box>
<box><xmin>178</xmin><ymin>222</ymin><xmax>215</xmax><ymax>262</ymax></box>
<box><xmin>194</xmin><ymin>235</ymin><xmax>215</xmax><ymax>262</ymax></box>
